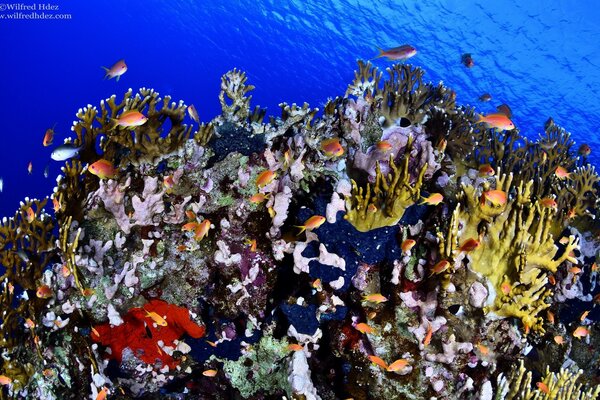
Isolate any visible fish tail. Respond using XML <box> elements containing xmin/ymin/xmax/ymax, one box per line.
<box><xmin>107</xmin><ymin>118</ymin><xmax>119</xmax><ymax>130</ymax></box>
<box><xmin>294</xmin><ymin>225</ymin><xmax>306</xmax><ymax>236</ymax></box>
<box><xmin>101</xmin><ymin>66</ymin><xmax>110</xmax><ymax>79</ymax></box>
<box><xmin>372</xmin><ymin>47</ymin><xmax>385</xmax><ymax>60</ymax></box>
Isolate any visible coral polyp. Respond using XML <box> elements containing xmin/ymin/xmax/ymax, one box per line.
<box><xmin>1</xmin><ymin>61</ymin><xmax>599</xmax><ymax>399</ymax></box>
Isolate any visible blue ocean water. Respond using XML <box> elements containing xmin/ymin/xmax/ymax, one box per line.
<box><xmin>1</xmin><ymin>0</ymin><xmax>599</xmax><ymax>217</ymax></box>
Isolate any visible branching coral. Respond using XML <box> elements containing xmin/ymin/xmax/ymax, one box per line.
<box><xmin>496</xmin><ymin>360</ymin><xmax>600</xmax><ymax>400</ymax></box>
<box><xmin>344</xmin><ymin>146</ymin><xmax>427</xmax><ymax>232</ymax></box>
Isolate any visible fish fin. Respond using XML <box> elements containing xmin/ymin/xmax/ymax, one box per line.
<box><xmin>372</xmin><ymin>47</ymin><xmax>385</xmax><ymax>60</ymax></box>
<box><xmin>107</xmin><ymin>119</ymin><xmax>119</xmax><ymax>130</ymax></box>
<box><xmin>116</xmin><ymin>74</ymin><xmax>120</xmax><ymax>82</ymax></box>
<box><xmin>101</xmin><ymin>66</ymin><xmax>109</xmax><ymax>79</ymax></box>
<box><xmin>293</xmin><ymin>225</ymin><xmax>306</xmax><ymax>236</ymax></box>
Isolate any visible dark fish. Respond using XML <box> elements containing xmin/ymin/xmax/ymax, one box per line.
<box><xmin>496</xmin><ymin>104</ymin><xmax>512</xmax><ymax>119</ymax></box>
<box><xmin>43</xmin><ymin>164</ymin><xmax>50</xmax><ymax>178</ymax></box>
<box><xmin>479</xmin><ymin>93</ymin><xmax>492</xmax><ymax>102</ymax></box>
<box><xmin>461</xmin><ymin>53</ymin><xmax>474</xmax><ymax>68</ymax></box>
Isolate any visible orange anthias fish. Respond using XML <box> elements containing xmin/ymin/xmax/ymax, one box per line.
<box><xmin>547</xmin><ymin>310</ymin><xmax>555</xmax><ymax>324</ymax></box>
<box><xmin>256</xmin><ymin>170</ymin><xmax>276</xmax><ymax>188</ymax></box>
<box><xmin>430</xmin><ymin>260</ymin><xmax>451</xmax><ymax>276</ymax></box>
<box><xmin>102</xmin><ymin>59</ymin><xmax>128</xmax><ymax>81</ymax></box>
<box><xmin>477</xmin><ymin>113</ymin><xmax>515</xmax><ymax>131</ymax></box>
<box><xmin>580</xmin><ymin>310</ymin><xmax>590</xmax><ymax>322</ymax></box>
<box><xmin>143</xmin><ymin>307</ymin><xmax>167</xmax><ymax>326</ymax></box>
<box><xmin>536</xmin><ymin>382</ymin><xmax>550</xmax><ymax>394</ymax></box>
<box><xmin>25</xmin><ymin>206</ymin><xmax>35</xmax><ymax>223</ymax></box>
<box><xmin>478</xmin><ymin>164</ymin><xmax>495</xmax><ymax>177</ymax></box>
<box><xmin>245</xmin><ymin>238</ymin><xmax>257</xmax><ymax>252</ymax></box>
<box><xmin>458</xmin><ymin>238</ymin><xmax>480</xmax><ymax>252</ymax></box>
<box><xmin>420</xmin><ymin>193</ymin><xmax>444</xmax><ymax>206</ymax></box>
<box><xmin>36</xmin><ymin>284</ymin><xmax>52</xmax><ymax>299</ymax></box>
<box><xmin>114</xmin><ymin>110</ymin><xmax>148</xmax><ymax>128</ymax></box>
<box><xmin>53</xmin><ymin>198</ymin><xmax>61</xmax><ymax>213</ymax></box>
<box><xmin>295</xmin><ymin>215</ymin><xmax>326</xmax><ymax>235</ymax></box>
<box><xmin>555</xmin><ymin>166</ymin><xmax>570</xmax><ymax>180</ymax></box>
<box><xmin>182</xmin><ymin>221</ymin><xmax>198</xmax><ymax>232</ymax></box>
<box><xmin>579</xmin><ymin>143</ymin><xmax>591</xmax><ymax>157</ymax></box>
<box><xmin>423</xmin><ymin>323</ymin><xmax>433</xmax><ymax>346</ymax></box>
<box><xmin>202</xmin><ymin>369</ymin><xmax>218</xmax><ymax>377</ymax></box>
<box><xmin>355</xmin><ymin>322</ymin><xmax>375</xmax><ymax>334</ymax></box>
<box><xmin>27</xmin><ymin>161</ymin><xmax>33</xmax><ymax>174</ymax></box>
<box><xmin>320</xmin><ymin>138</ymin><xmax>344</xmax><ymax>157</ymax></box>
<box><xmin>401</xmin><ymin>239</ymin><xmax>416</xmax><ymax>253</ymax></box>
<box><xmin>42</xmin><ymin>124</ymin><xmax>56</xmax><ymax>147</ymax></box>
<box><xmin>374</xmin><ymin>44</ymin><xmax>417</xmax><ymax>61</ymax></box>
<box><xmin>387</xmin><ymin>358</ymin><xmax>410</xmax><ymax>372</ymax></box>
<box><xmin>554</xmin><ymin>335</ymin><xmax>564</xmax><ymax>345</ymax></box>
<box><xmin>573</xmin><ymin>326</ymin><xmax>589</xmax><ymax>339</ymax></box>
<box><xmin>363</xmin><ymin>293</ymin><xmax>388</xmax><ymax>304</ymax></box>
<box><xmin>249</xmin><ymin>193</ymin><xmax>269</xmax><ymax>204</ymax></box>
<box><xmin>0</xmin><ymin>375</ymin><xmax>12</xmax><ymax>385</ymax></box>
<box><xmin>88</xmin><ymin>159</ymin><xmax>118</xmax><ymax>180</ymax></box>
<box><xmin>287</xmin><ymin>343</ymin><xmax>304</xmax><ymax>352</ymax></box>
<box><xmin>163</xmin><ymin>175</ymin><xmax>175</xmax><ymax>191</ymax></box>
<box><xmin>194</xmin><ymin>219</ymin><xmax>212</xmax><ymax>241</ymax></box>
<box><xmin>368</xmin><ymin>355</ymin><xmax>388</xmax><ymax>369</ymax></box>
<box><xmin>376</xmin><ymin>141</ymin><xmax>393</xmax><ymax>152</ymax></box>
<box><xmin>96</xmin><ymin>386</ymin><xmax>109</xmax><ymax>400</ymax></box>
<box><xmin>187</xmin><ymin>104</ymin><xmax>200</xmax><ymax>123</ymax></box>
<box><xmin>540</xmin><ymin>198</ymin><xmax>558</xmax><ymax>209</ymax></box>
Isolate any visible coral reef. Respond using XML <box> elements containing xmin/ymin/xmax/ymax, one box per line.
<box><xmin>1</xmin><ymin>61</ymin><xmax>599</xmax><ymax>400</ymax></box>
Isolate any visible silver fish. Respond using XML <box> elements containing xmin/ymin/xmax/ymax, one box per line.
<box><xmin>0</xmin><ymin>177</ymin><xmax>3</xmax><ymax>193</ymax></box>
<box><xmin>43</xmin><ymin>164</ymin><xmax>50</xmax><ymax>178</ymax></box>
<box><xmin>51</xmin><ymin>144</ymin><xmax>82</xmax><ymax>161</ymax></box>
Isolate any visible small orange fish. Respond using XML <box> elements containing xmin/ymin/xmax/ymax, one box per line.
<box><xmin>25</xmin><ymin>318</ymin><xmax>35</xmax><ymax>329</ymax></box>
<box><xmin>206</xmin><ymin>340</ymin><xmax>218</xmax><ymax>347</ymax></box>
<box><xmin>355</xmin><ymin>322</ymin><xmax>375</xmax><ymax>334</ymax></box>
<box><xmin>0</xmin><ymin>375</ymin><xmax>12</xmax><ymax>385</ymax></box>
<box><xmin>7</xmin><ymin>282</ymin><xmax>13</xmax><ymax>295</ymax></box>
<box><xmin>536</xmin><ymin>382</ymin><xmax>549</xmax><ymax>394</ymax></box>
<box><xmin>458</xmin><ymin>238</ymin><xmax>480</xmax><ymax>252</ymax></box>
<box><xmin>96</xmin><ymin>386</ymin><xmax>109</xmax><ymax>400</ymax></box>
<box><xmin>573</xmin><ymin>326</ymin><xmax>589</xmax><ymax>339</ymax></box>
<box><xmin>387</xmin><ymin>358</ymin><xmax>409</xmax><ymax>372</ymax></box>
<box><xmin>114</xmin><ymin>110</ymin><xmax>147</xmax><ymax>128</ymax></box>
<box><xmin>376</xmin><ymin>141</ymin><xmax>393</xmax><ymax>152</ymax></box>
<box><xmin>25</xmin><ymin>207</ymin><xmax>35</xmax><ymax>223</ymax></box>
<box><xmin>89</xmin><ymin>159</ymin><xmax>117</xmax><ymax>180</ymax></box>
<box><xmin>566</xmin><ymin>208</ymin><xmax>576</xmax><ymax>219</ymax></box>
<box><xmin>477</xmin><ymin>113</ymin><xmax>515</xmax><ymax>130</ymax></box>
<box><xmin>194</xmin><ymin>219</ymin><xmax>212</xmax><ymax>241</ymax></box>
<box><xmin>547</xmin><ymin>310</ymin><xmax>555</xmax><ymax>324</ymax></box>
<box><xmin>558</xmin><ymin>236</ymin><xmax>570</xmax><ymax>245</ymax></box>
<box><xmin>27</xmin><ymin>161</ymin><xmax>33</xmax><ymax>174</ymax></box>
<box><xmin>555</xmin><ymin>166</ymin><xmax>570</xmax><ymax>180</ymax></box>
<box><xmin>42</xmin><ymin>369</ymin><xmax>54</xmax><ymax>377</ymax></box>
<box><xmin>548</xmin><ymin>274</ymin><xmax>556</xmax><ymax>285</ymax></box>
<box><xmin>256</xmin><ymin>170</ymin><xmax>276</xmax><ymax>188</ymax></box>
<box><xmin>368</xmin><ymin>355</ymin><xmax>388</xmax><ymax>369</ymax></box>
<box><xmin>423</xmin><ymin>323</ymin><xmax>433</xmax><ymax>346</ymax></box>
<box><xmin>540</xmin><ymin>198</ymin><xmax>557</xmax><ymax>209</ymax></box>
<box><xmin>102</xmin><ymin>59</ymin><xmax>127</xmax><ymax>81</ymax></box>
<box><xmin>182</xmin><ymin>221</ymin><xmax>198</xmax><ymax>232</ymax></box>
<box><xmin>580</xmin><ymin>310</ymin><xmax>590</xmax><ymax>322</ymax></box>
<box><xmin>81</xmin><ymin>288</ymin><xmax>95</xmax><ymax>297</ymax></box>
<box><xmin>143</xmin><ymin>308</ymin><xmax>167</xmax><ymax>327</ymax></box>
<box><xmin>420</xmin><ymin>193</ymin><xmax>444</xmax><ymax>206</ymax></box>
<box><xmin>245</xmin><ymin>238</ymin><xmax>257</xmax><ymax>252</ymax></box>
<box><xmin>163</xmin><ymin>175</ymin><xmax>175</xmax><ymax>191</ymax></box>
<box><xmin>249</xmin><ymin>193</ymin><xmax>269</xmax><ymax>204</ymax></box>
<box><xmin>185</xmin><ymin>210</ymin><xmax>196</xmax><ymax>220</ymax></box>
<box><xmin>500</xmin><ymin>281</ymin><xmax>511</xmax><ymax>295</ymax></box>
<box><xmin>401</xmin><ymin>239</ymin><xmax>416</xmax><ymax>253</ymax></box>
<box><xmin>295</xmin><ymin>215</ymin><xmax>326</xmax><ymax>235</ymax></box>
<box><xmin>36</xmin><ymin>284</ymin><xmax>52</xmax><ymax>299</ymax></box>
<box><xmin>374</xmin><ymin>44</ymin><xmax>417</xmax><ymax>61</ymax></box>
<box><xmin>42</xmin><ymin>125</ymin><xmax>55</xmax><ymax>147</ymax></box>
<box><xmin>569</xmin><ymin>267</ymin><xmax>582</xmax><ymax>275</ymax></box>
<box><xmin>437</xmin><ymin>138</ymin><xmax>447</xmax><ymax>153</ymax></box>
<box><xmin>476</xmin><ymin>343</ymin><xmax>489</xmax><ymax>355</ymax></box>
<box><xmin>202</xmin><ymin>369</ymin><xmax>218</xmax><ymax>377</ymax></box>
<box><xmin>592</xmin><ymin>262</ymin><xmax>599</xmax><ymax>273</ymax></box>
<box><xmin>363</xmin><ymin>293</ymin><xmax>388</xmax><ymax>304</ymax></box>
<box><xmin>320</xmin><ymin>138</ymin><xmax>344</xmax><ymax>157</ymax></box>
<box><xmin>61</xmin><ymin>264</ymin><xmax>71</xmax><ymax>277</ymax></box>
<box><xmin>478</xmin><ymin>164</ymin><xmax>495</xmax><ymax>177</ymax></box>
<box><xmin>91</xmin><ymin>327</ymin><xmax>100</xmax><ymax>338</ymax></box>
<box><xmin>480</xmin><ymin>190</ymin><xmax>507</xmax><ymax>207</ymax></box>
<box><xmin>287</xmin><ymin>344</ymin><xmax>304</xmax><ymax>352</ymax></box>
<box><xmin>540</xmin><ymin>150</ymin><xmax>548</xmax><ymax>165</ymax></box>
<box><xmin>430</xmin><ymin>260</ymin><xmax>451</xmax><ymax>276</ymax></box>
<box><xmin>187</xmin><ymin>104</ymin><xmax>200</xmax><ymax>123</ymax></box>
<box><xmin>52</xmin><ymin>197</ymin><xmax>61</xmax><ymax>213</ymax></box>
<box><xmin>367</xmin><ymin>204</ymin><xmax>377</xmax><ymax>213</ymax></box>
<box><xmin>312</xmin><ymin>278</ymin><xmax>322</xmax><ymax>290</ymax></box>
<box><xmin>552</xmin><ymin>337</ymin><xmax>565</xmax><ymax>348</ymax></box>
<box><xmin>579</xmin><ymin>144</ymin><xmax>591</xmax><ymax>157</ymax></box>
<box><xmin>176</xmin><ymin>245</ymin><xmax>188</xmax><ymax>252</ymax></box>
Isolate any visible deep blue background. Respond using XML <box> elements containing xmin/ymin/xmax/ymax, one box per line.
<box><xmin>1</xmin><ymin>0</ymin><xmax>599</xmax><ymax>217</ymax></box>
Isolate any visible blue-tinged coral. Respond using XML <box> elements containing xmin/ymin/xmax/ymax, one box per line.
<box><xmin>2</xmin><ymin>61</ymin><xmax>600</xmax><ymax>399</ymax></box>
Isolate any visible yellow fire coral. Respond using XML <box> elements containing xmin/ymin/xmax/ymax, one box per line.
<box><xmin>497</xmin><ymin>360</ymin><xmax>600</xmax><ymax>400</ymax></box>
<box><xmin>344</xmin><ymin>144</ymin><xmax>427</xmax><ymax>232</ymax></box>
<box><xmin>442</xmin><ymin>171</ymin><xmax>579</xmax><ymax>333</ymax></box>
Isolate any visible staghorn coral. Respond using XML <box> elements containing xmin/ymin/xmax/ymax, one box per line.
<box><xmin>496</xmin><ymin>360</ymin><xmax>600</xmax><ymax>400</ymax></box>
